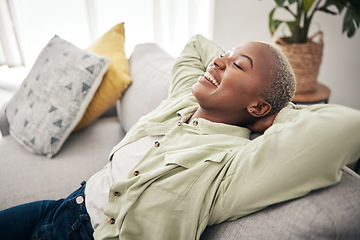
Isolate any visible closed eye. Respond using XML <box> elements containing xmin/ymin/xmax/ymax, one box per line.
<box><xmin>233</xmin><ymin>62</ymin><xmax>244</xmax><ymax>71</ymax></box>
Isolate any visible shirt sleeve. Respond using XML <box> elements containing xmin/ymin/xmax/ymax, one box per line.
<box><xmin>210</xmin><ymin>104</ymin><xmax>360</xmax><ymax>224</ymax></box>
<box><xmin>168</xmin><ymin>34</ymin><xmax>224</xmax><ymax>99</ymax></box>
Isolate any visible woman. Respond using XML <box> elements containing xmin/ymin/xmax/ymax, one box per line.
<box><xmin>1</xmin><ymin>35</ymin><xmax>359</xmax><ymax>240</ymax></box>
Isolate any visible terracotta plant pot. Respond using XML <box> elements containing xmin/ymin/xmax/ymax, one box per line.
<box><xmin>274</xmin><ymin>31</ymin><xmax>324</xmax><ymax>94</ymax></box>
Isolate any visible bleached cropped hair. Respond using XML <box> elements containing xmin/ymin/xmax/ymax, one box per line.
<box><xmin>262</xmin><ymin>43</ymin><xmax>296</xmax><ymax>116</ymax></box>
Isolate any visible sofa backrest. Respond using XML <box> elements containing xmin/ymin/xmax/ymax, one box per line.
<box><xmin>0</xmin><ymin>103</ymin><xmax>10</xmax><ymax>137</ymax></box>
<box><xmin>116</xmin><ymin>43</ymin><xmax>175</xmax><ymax>133</ymax></box>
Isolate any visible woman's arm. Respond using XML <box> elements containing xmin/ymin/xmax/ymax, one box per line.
<box><xmin>168</xmin><ymin>34</ymin><xmax>224</xmax><ymax>99</ymax></box>
<box><xmin>210</xmin><ymin>104</ymin><xmax>360</xmax><ymax>224</ymax></box>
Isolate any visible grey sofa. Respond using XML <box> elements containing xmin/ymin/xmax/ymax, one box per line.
<box><xmin>1</xmin><ymin>43</ymin><xmax>360</xmax><ymax>239</ymax></box>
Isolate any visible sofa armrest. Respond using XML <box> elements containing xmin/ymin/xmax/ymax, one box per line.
<box><xmin>201</xmin><ymin>166</ymin><xmax>360</xmax><ymax>240</ymax></box>
<box><xmin>0</xmin><ymin>102</ymin><xmax>9</xmax><ymax>137</ymax></box>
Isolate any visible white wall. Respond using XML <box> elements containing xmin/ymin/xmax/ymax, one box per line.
<box><xmin>212</xmin><ymin>0</ymin><xmax>360</xmax><ymax>110</ymax></box>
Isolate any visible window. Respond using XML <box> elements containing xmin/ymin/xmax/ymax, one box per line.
<box><xmin>0</xmin><ymin>0</ymin><xmax>214</xmax><ymax>87</ymax></box>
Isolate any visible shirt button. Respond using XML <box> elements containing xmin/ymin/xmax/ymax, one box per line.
<box><xmin>193</xmin><ymin>120</ymin><xmax>198</xmax><ymax>126</ymax></box>
<box><xmin>114</xmin><ymin>192</ymin><xmax>121</xmax><ymax>197</ymax></box>
<box><xmin>109</xmin><ymin>218</ymin><xmax>115</xmax><ymax>224</ymax></box>
<box><xmin>177</xmin><ymin>121</ymin><xmax>182</xmax><ymax>126</ymax></box>
<box><xmin>75</xmin><ymin>196</ymin><xmax>84</xmax><ymax>204</ymax></box>
<box><xmin>154</xmin><ymin>141</ymin><xmax>160</xmax><ymax>147</ymax></box>
<box><xmin>133</xmin><ymin>170</ymin><xmax>139</xmax><ymax>176</ymax></box>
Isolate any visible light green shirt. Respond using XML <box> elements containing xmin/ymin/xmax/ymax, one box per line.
<box><xmin>93</xmin><ymin>35</ymin><xmax>360</xmax><ymax>240</ymax></box>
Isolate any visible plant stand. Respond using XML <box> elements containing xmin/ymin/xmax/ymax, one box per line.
<box><xmin>292</xmin><ymin>82</ymin><xmax>330</xmax><ymax>104</ymax></box>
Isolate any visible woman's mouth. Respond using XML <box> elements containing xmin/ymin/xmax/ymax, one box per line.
<box><xmin>203</xmin><ymin>72</ymin><xmax>219</xmax><ymax>87</ymax></box>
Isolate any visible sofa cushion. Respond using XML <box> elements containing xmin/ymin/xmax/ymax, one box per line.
<box><xmin>0</xmin><ymin>116</ymin><xmax>124</xmax><ymax>211</ymax></box>
<box><xmin>5</xmin><ymin>36</ymin><xmax>109</xmax><ymax>157</ymax></box>
<box><xmin>201</xmin><ymin>167</ymin><xmax>360</xmax><ymax>240</ymax></box>
<box><xmin>117</xmin><ymin>43</ymin><xmax>175</xmax><ymax>132</ymax></box>
<box><xmin>74</xmin><ymin>22</ymin><xmax>132</xmax><ymax>131</ymax></box>
<box><xmin>0</xmin><ymin>103</ymin><xmax>9</xmax><ymax>137</ymax></box>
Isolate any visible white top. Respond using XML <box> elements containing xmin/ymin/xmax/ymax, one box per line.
<box><xmin>85</xmin><ymin>135</ymin><xmax>162</xmax><ymax>229</ymax></box>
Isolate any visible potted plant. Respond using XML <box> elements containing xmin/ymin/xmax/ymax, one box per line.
<box><xmin>267</xmin><ymin>0</ymin><xmax>360</xmax><ymax>93</ymax></box>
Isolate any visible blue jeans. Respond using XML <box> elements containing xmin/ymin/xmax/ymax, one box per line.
<box><xmin>0</xmin><ymin>181</ymin><xmax>94</xmax><ymax>240</ymax></box>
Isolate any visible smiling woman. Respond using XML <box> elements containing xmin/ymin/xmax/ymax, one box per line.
<box><xmin>190</xmin><ymin>40</ymin><xmax>295</xmax><ymax>126</ymax></box>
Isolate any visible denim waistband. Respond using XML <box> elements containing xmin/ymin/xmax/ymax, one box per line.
<box><xmin>63</xmin><ymin>181</ymin><xmax>90</xmax><ymax>226</ymax></box>
<box><xmin>32</xmin><ymin>181</ymin><xmax>94</xmax><ymax>240</ymax></box>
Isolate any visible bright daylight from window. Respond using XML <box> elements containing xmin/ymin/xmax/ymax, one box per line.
<box><xmin>0</xmin><ymin>0</ymin><xmax>213</xmax><ymax>109</ymax></box>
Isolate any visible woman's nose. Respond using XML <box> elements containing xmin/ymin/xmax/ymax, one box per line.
<box><xmin>213</xmin><ymin>56</ymin><xmax>226</xmax><ymax>70</ymax></box>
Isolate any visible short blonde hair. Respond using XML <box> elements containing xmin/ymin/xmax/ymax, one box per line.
<box><xmin>262</xmin><ymin>43</ymin><xmax>296</xmax><ymax>116</ymax></box>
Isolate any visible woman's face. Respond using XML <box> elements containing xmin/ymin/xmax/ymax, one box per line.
<box><xmin>191</xmin><ymin>42</ymin><xmax>273</xmax><ymax>124</ymax></box>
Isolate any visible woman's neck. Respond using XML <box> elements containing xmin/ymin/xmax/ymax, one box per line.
<box><xmin>187</xmin><ymin>107</ymin><xmax>253</xmax><ymax>127</ymax></box>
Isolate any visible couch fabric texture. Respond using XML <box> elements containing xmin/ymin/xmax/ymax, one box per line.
<box><xmin>1</xmin><ymin>38</ymin><xmax>360</xmax><ymax>239</ymax></box>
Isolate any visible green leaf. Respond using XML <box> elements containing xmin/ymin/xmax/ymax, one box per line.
<box><xmin>318</xmin><ymin>6</ymin><xmax>337</xmax><ymax>15</ymax></box>
<box><xmin>269</xmin><ymin>7</ymin><xmax>275</xmax><ymax>34</ymax></box>
<box><xmin>269</xmin><ymin>7</ymin><xmax>283</xmax><ymax>35</ymax></box>
<box><xmin>303</xmin><ymin>0</ymin><xmax>316</xmax><ymax>13</ymax></box>
<box><xmin>288</xmin><ymin>0</ymin><xmax>297</xmax><ymax>4</ymax></box>
<box><xmin>322</xmin><ymin>0</ymin><xmax>344</xmax><ymax>13</ymax></box>
<box><xmin>283</xmin><ymin>5</ymin><xmax>295</xmax><ymax>17</ymax></box>
<box><xmin>275</xmin><ymin>0</ymin><xmax>285</xmax><ymax>6</ymax></box>
<box><xmin>273</xmin><ymin>20</ymin><xmax>283</xmax><ymax>33</ymax></box>
<box><xmin>349</xmin><ymin>0</ymin><xmax>360</xmax><ymax>11</ymax></box>
<box><xmin>349</xmin><ymin>6</ymin><xmax>360</xmax><ymax>27</ymax></box>
<box><xmin>343</xmin><ymin>8</ymin><xmax>356</xmax><ymax>38</ymax></box>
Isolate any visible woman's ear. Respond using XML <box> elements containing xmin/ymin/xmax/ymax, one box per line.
<box><xmin>248</xmin><ymin>101</ymin><xmax>271</xmax><ymax>117</ymax></box>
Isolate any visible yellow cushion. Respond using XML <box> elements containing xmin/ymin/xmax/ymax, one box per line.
<box><xmin>74</xmin><ymin>22</ymin><xmax>131</xmax><ymax>131</ymax></box>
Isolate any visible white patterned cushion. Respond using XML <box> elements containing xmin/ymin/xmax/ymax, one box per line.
<box><xmin>6</xmin><ymin>36</ymin><xmax>109</xmax><ymax>157</ymax></box>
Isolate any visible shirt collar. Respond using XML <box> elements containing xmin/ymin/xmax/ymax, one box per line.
<box><xmin>177</xmin><ymin>106</ymin><xmax>251</xmax><ymax>139</ymax></box>
<box><xmin>177</xmin><ymin>105</ymin><xmax>199</xmax><ymax>123</ymax></box>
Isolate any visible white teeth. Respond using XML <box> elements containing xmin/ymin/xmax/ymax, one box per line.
<box><xmin>204</xmin><ymin>72</ymin><xmax>219</xmax><ymax>86</ymax></box>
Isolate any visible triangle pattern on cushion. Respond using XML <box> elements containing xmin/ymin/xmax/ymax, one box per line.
<box><xmin>5</xmin><ymin>35</ymin><xmax>109</xmax><ymax>157</ymax></box>
<box><xmin>86</xmin><ymin>65</ymin><xmax>94</xmax><ymax>74</ymax></box>
<box><xmin>82</xmin><ymin>82</ymin><xmax>91</xmax><ymax>94</ymax></box>
<box><xmin>53</xmin><ymin>119</ymin><xmax>62</xmax><ymax>127</ymax></box>
<box><xmin>65</xmin><ymin>83</ymin><xmax>72</xmax><ymax>90</ymax></box>
<box><xmin>49</xmin><ymin>105</ymin><xmax>57</xmax><ymax>113</ymax></box>
<box><xmin>51</xmin><ymin>137</ymin><xmax>59</xmax><ymax>145</ymax></box>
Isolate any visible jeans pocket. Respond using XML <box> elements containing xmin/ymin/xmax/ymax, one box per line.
<box><xmin>32</xmin><ymin>223</ymin><xmax>54</xmax><ymax>240</ymax></box>
<box><xmin>67</xmin><ymin>214</ymin><xmax>94</xmax><ymax>240</ymax></box>
<box><xmin>33</xmin><ymin>207</ymin><xmax>74</xmax><ymax>240</ymax></box>
<box><xmin>33</xmin><ymin>206</ymin><xmax>93</xmax><ymax>240</ymax></box>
